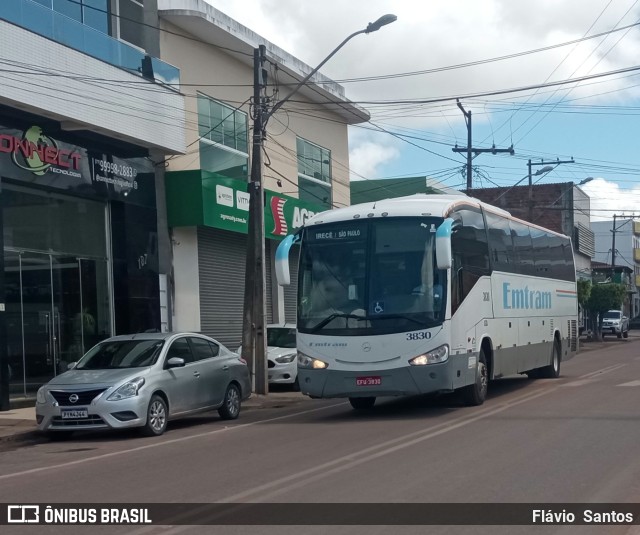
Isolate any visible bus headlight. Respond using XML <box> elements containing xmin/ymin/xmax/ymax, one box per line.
<box><xmin>409</xmin><ymin>345</ymin><xmax>449</xmax><ymax>365</ymax></box>
<box><xmin>298</xmin><ymin>352</ymin><xmax>329</xmax><ymax>369</ymax></box>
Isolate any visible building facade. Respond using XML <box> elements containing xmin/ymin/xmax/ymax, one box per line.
<box><xmin>592</xmin><ymin>219</ymin><xmax>640</xmax><ymax>318</ymax></box>
<box><xmin>157</xmin><ymin>0</ymin><xmax>368</xmax><ymax>349</ymax></box>
<box><xmin>0</xmin><ymin>0</ymin><xmax>185</xmax><ymax>407</ymax></box>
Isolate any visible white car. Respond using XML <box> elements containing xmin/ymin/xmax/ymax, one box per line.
<box><xmin>238</xmin><ymin>324</ymin><xmax>298</xmax><ymax>390</ymax></box>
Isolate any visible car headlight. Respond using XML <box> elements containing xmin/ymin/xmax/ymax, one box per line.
<box><xmin>408</xmin><ymin>345</ymin><xmax>449</xmax><ymax>365</ymax></box>
<box><xmin>107</xmin><ymin>377</ymin><xmax>145</xmax><ymax>401</ymax></box>
<box><xmin>275</xmin><ymin>353</ymin><xmax>297</xmax><ymax>364</ymax></box>
<box><xmin>298</xmin><ymin>351</ymin><xmax>329</xmax><ymax>369</ymax></box>
<box><xmin>36</xmin><ymin>387</ymin><xmax>47</xmax><ymax>404</ymax></box>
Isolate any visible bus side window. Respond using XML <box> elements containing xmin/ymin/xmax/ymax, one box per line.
<box><xmin>450</xmin><ymin>209</ymin><xmax>490</xmax><ymax>314</ymax></box>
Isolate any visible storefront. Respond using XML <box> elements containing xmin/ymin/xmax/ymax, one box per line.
<box><xmin>166</xmin><ymin>171</ymin><xmax>324</xmax><ymax>349</ymax></box>
<box><xmin>0</xmin><ymin>107</ymin><xmax>162</xmax><ymax>399</ymax></box>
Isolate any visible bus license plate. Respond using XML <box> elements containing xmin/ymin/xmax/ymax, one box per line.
<box><xmin>61</xmin><ymin>409</ymin><xmax>88</xmax><ymax>419</ymax></box>
<box><xmin>356</xmin><ymin>376</ymin><xmax>381</xmax><ymax>386</ymax></box>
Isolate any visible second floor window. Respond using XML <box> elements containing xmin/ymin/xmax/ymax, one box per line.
<box><xmin>198</xmin><ymin>94</ymin><xmax>249</xmax><ymax>181</ymax></box>
<box><xmin>38</xmin><ymin>0</ymin><xmax>109</xmax><ymax>34</ymax></box>
<box><xmin>297</xmin><ymin>137</ymin><xmax>331</xmax><ymax>209</ymax></box>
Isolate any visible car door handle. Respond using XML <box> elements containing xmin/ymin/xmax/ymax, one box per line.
<box><xmin>193</xmin><ymin>371</ymin><xmax>200</xmax><ymax>378</ymax></box>
<box><xmin>222</xmin><ymin>365</ymin><xmax>229</xmax><ymax>371</ymax></box>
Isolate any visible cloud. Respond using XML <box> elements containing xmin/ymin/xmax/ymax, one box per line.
<box><xmin>580</xmin><ymin>177</ymin><xmax>640</xmax><ymax>221</ymax></box>
<box><xmin>349</xmin><ymin>141</ymin><xmax>400</xmax><ymax>181</ymax></box>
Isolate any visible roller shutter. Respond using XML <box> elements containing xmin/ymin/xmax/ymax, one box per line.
<box><xmin>198</xmin><ymin>228</ymin><xmax>273</xmax><ymax>349</ymax></box>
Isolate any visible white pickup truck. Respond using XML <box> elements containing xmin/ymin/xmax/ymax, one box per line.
<box><xmin>602</xmin><ymin>310</ymin><xmax>629</xmax><ymax>339</ymax></box>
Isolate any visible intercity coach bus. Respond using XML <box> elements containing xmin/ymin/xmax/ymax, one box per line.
<box><xmin>275</xmin><ymin>194</ymin><xmax>578</xmax><ymax>409</ymax></box>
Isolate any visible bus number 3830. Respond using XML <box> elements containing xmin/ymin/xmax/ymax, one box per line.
<box><xmin>406</xmin><ymin>331</ymin><xmax>432</xmax><ymax>341</ymax></box>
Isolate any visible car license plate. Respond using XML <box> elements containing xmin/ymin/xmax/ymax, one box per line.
<box><xmin>356</xmin><ymin>376</ymin><xmax>381</xmax><ymax>386</ymax></box>
<box><xmin>61</xmin><ymin>409</ymin><xmax>88</xmax><ymax>419</ymax></box>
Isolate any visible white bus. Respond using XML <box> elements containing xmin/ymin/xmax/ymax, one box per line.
<box><xmin>275</xmin><ymin>194</ymin><xmax>578</xmax><ymax>409</ymax></box>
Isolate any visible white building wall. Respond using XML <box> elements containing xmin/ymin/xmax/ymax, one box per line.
<box><xmin>0</xmin><ymin>21</ymin><xmax>185</xmax><ymax>154</ymax></box>
<box><xmin>171</xmin><ymin>227</ymin><xmax>201</xmax><ymax>331</ymax></box>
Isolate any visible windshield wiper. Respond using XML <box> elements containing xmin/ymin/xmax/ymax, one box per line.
<box><xmin>309</xmin><ymin>313</ymin><xmax>370</xmax><ymax>333</ymax></box>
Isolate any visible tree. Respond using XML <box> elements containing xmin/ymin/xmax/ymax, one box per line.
<box><xmin>586</xmin><ymin>283</ymin><xmax>627</xmax><ymax>340</ymax></box>
<box><xmin>577</xmin><ymin>279</ymin><xmax>592</xmax><ymax>336</ymax></box>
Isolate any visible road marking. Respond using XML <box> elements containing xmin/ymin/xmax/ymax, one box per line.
<box><xmin>0</xmin><ymin>402</ymin><xmax>346</xmax><ymax>481</ymax></box>
<box><xmin>129</xmin><ymin>387</ymin><xmax>561</xmax><ymax>534</ymax></box>
<box><xmin>617</xmin><ymin>380</ymin><xmax>640</xmax><ymax>387</ymax></box>
<box><xmin>578</xmin><ymin>363</ymin><xmax>627</xmax><ymax>379</ymax></box>
<box><xmin>560</xmin><ymin>379</ymin><xmax>596</xmax><ymax>387</ymax></box>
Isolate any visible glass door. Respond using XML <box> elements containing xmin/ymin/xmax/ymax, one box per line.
<box><xmin>6</xmin><ymin>251</ymin><xmax>112</xmax><ymax>394</ymax></box>
<box><xmin>20</xmin><ymin>253</ymin><xmax>61</xmax><ymax>392</ymax></box>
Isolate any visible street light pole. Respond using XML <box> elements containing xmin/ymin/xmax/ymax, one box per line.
<box><xmin>241</xmin><ymin>15</ymin><xmax>397</xmax><ymax>395</ymax></box>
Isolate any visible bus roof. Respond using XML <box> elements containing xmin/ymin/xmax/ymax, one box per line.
<box><xmin>307</xmin><ymin>194</ymin><xmax>510</xmax><ymax>224</ymax></box>
<box><xmin>305</xmin><ymin>194</ymin><xmax>570</xmax><ymax>239</ymax></box>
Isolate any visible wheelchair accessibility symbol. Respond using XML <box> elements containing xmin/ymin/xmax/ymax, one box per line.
<box><xmin>374</xmin><ymin>301</ymin><xmax>384</xmax><ymax>314</ymax></box>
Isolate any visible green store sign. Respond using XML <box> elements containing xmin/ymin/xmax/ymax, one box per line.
<box><xmin>166</xmin><ymin>171</ymin><xmax>325</xmax><ymax>239</ymax></box>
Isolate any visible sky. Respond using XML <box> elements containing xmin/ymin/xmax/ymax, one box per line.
<box><xmin>204</xmin><ymin>0</ymin><xmax>640</xmax><ymax>221</ymax></box>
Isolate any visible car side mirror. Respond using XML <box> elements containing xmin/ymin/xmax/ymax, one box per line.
<box><xmin>166</xmin><ymin>357</ymin><xmax>185</xmax><ymax>368</ymax></box>
<box><xmin>67</xmin><ymin>362</ymin><xmax>77</xmax><ymax>370</ymax></box>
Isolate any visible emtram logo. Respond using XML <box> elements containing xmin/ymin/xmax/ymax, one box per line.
<box><xmin>0</xmin><ymin>126</ymin><xmax>81</xmax><ymax>176</ymax></box>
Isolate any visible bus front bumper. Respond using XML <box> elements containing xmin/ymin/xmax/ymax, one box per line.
<box><xmin>297</xmin><ymin>363</ymin><xmax>455</xmax><ymax>399</ymax></box>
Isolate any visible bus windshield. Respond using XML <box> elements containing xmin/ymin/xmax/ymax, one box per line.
<box><xmin>298</xmin><ymin>217</ymin><xmax>446</xmax><ymax>336</ymax></box>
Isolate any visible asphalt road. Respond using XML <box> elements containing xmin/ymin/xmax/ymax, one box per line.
<box><xmin>1</xmin><ymin>338</ymin><xmax>640</xmax><ymax>535</ymax></box>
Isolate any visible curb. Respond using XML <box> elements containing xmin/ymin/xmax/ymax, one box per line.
<box><xmin>0</xmin><ymin>394</ymin><xmax>307</xmax><ymax>448</ymax></box>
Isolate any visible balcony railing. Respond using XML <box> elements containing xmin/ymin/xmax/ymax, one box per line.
<box><xmin>0</xmin><ymin>0</ymin><xmax>179</xmax><ymax>87</ymax></box>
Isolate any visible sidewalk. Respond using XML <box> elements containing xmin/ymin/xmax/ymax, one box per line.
<box><xmin>0</xmin><ymin>391</ymin><xmax>306</xmax><ymax>447</ymax></box>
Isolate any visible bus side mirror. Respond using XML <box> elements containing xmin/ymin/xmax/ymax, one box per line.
<box><xmin>436</xmin><ymin>218</ymin><xmax>453</xmax><ymax>270</ymax></box>
<box><xmin>275</xmin><ymin>234</ymin><xmax>296</xmax><ymax>286</ymax></box>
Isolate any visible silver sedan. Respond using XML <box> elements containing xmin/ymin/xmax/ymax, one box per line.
<box><xmin>36</xmin><ymin>332</ymin><xmax>251</xmax><ymax>438</ymax></box>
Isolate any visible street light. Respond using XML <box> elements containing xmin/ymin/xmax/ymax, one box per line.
<box><xmin>241</xmin><ymin>15</ymin><xmax>397</xmax><ymax>394</ymax></box>
<box><xmin>578</xmin><ymin>177</ymin><xmax>593</xmax><ymax>186</ymax></box>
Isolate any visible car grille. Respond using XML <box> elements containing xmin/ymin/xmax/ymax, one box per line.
<box><xmin>51</xmin><ymin>415</ymin><xmax>107</xmax><ymax>428</ymax></box>
<box><xmin>267</xmin><ymin>360</ymin><xmax>275</xmax><ymax>368</ymax></box>
<box><xmin>49</xmin><ymin>389</ymin><xmax>108</xmax><ymax>406</ymax></box>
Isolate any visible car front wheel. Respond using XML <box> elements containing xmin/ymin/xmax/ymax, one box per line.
<box><xmin>141</xmin><ymin>395</ymin><xmax>168</xmax><ymax>437</ymax></box>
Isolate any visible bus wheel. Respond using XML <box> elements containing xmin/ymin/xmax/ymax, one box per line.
<box><xmin>349</xmin><ymin>397</ymin><xmax>376</xmax><ymax>410</ymax></box>
<box><xmin>538</xmin><ymin>340</ymin><xmax>561</xmax><ymax>379</ymax></box>
<box><xmin>462</xmin><ymin>350</ymin><xmax>488</xmax><ymax>406</ymax></box>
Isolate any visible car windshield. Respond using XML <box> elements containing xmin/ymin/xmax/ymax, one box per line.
<box><xmin>604</xmin><ymin>312</ymin><xmax>621</xmax><ymax>319</ymax></box>
<box><xmin>267</xmin><ymin>328</ymin><xmax>296</xmax><ymax>348</ymax></box>
<box><xmin>76</xmin><ymin>340</ymin><xmax>164</xmax><ymax>370</ymax></box>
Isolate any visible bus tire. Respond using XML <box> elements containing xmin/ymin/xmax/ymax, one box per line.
<box><xmin>538</xmin><ymin>340</ymin><xmax>561</xmax><ymax>379</ymax></box>
<box><xmin>349</xmin><ymin>397</ymin><xmax>376</xmax><ymax>410</ymax></box>
<box><xmin>462</xmin><ymin>350</ymin><xmax>488</xmax><ymax>406</ymax></box>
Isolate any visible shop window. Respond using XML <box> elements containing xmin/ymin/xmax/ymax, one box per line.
<box><xmin>197</xmin><ymin>93</ymin><xmax>249</xmax><ymax>180</ymax></box>
<box><xmin>297</xmin><ymin>137</ymin><xmax>331</xmax><ymax>209</ymax></box>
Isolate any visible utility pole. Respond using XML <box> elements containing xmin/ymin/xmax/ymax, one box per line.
<box><xmin>611</xmin><ymin>214</ymin><xmax>617</xmax><ymax>281</ymax></box>
<box><xmin>452</xmin><ymin>100</ymin><xmax>514</xmax><ymax>189</ymax></box>
<box><xmin>240</xmin><ymin>16</ymin><xmax>398</xmax><ymax>396</ymax></box>
<box><xmin>527</xmin><ymin>158</ymin><xmax>574</xmax><ymax>220</ymax></box>
<box><xmin>241</xmin><ymin>44</ymin><xmax>268</xmax><ymax>394</ymax></box>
